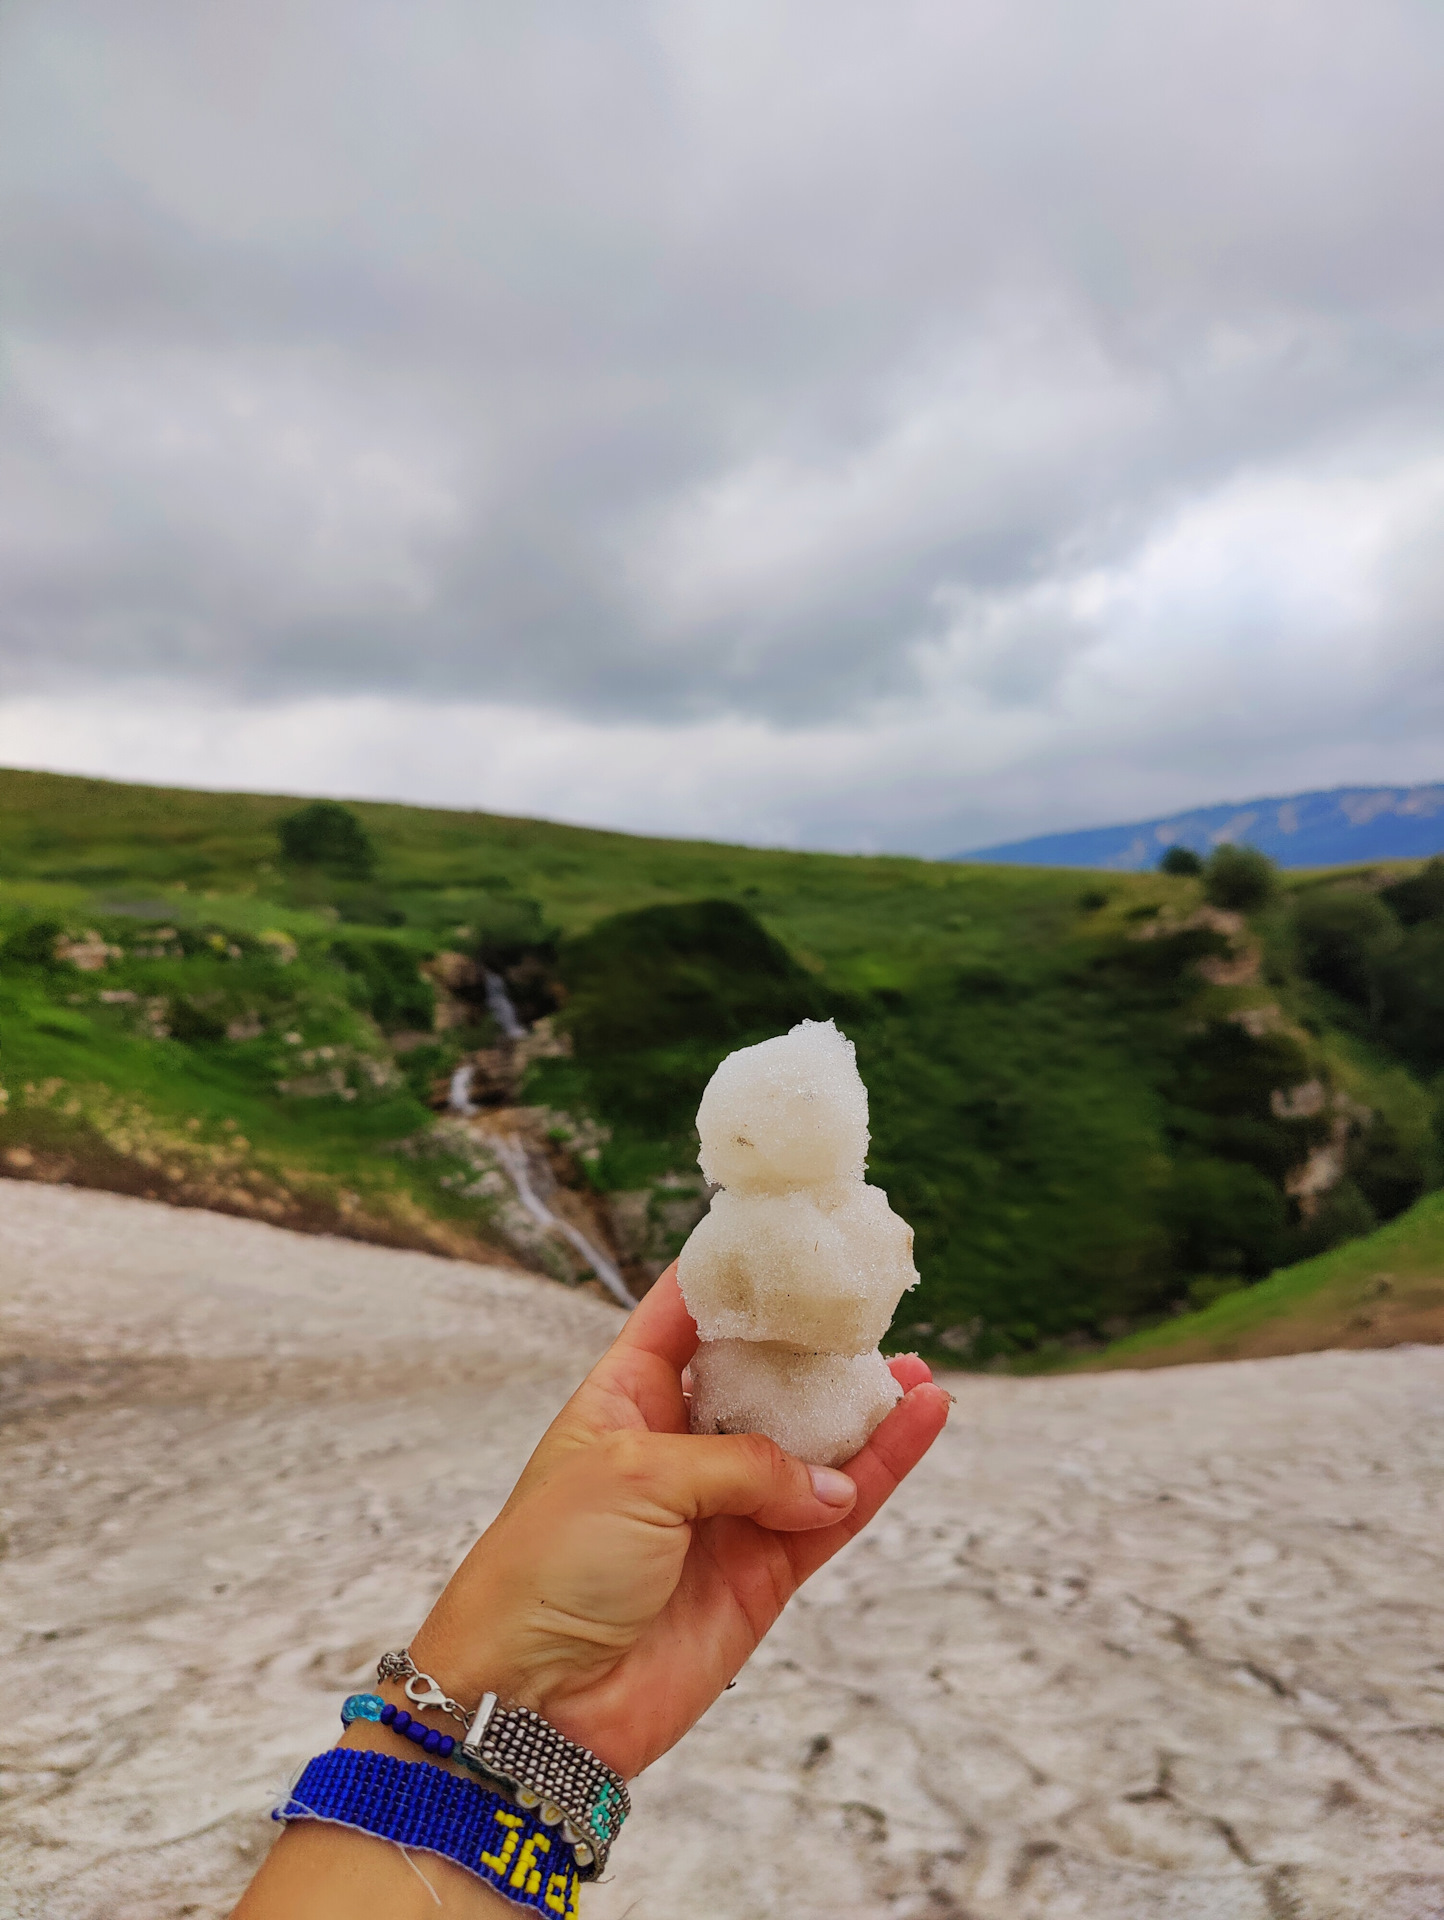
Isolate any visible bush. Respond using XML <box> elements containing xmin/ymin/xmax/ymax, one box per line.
<box><xmin>1380</xmin><ymin>856</ymin><xmax>1444</xmax><ymax>928</ymax></box>
<box><xmin>1203</xmin><ymin>843</ymin><xmax>1276</xmax><ymax>912</ymax></box>
<box><xmin>468</xmin><ymin>895</ymin><xmax>554</xmax><ymax>970</ymax></box>
<box><xmin>335</xmin><ymin>885</ymin><xmax>407</xmax><ymax>927</ymax></box>
<box><xmin>168</xmin><ymin>997</ymin><xmax>227</xmax><ymax>1044</ymax></box>
<box><xmin>1348</xmin><ymin>1106</ymin><xmax>1435</xmax><ymax>1222</ymax></box>
<box><xmin>0</xmin><ymin>917</ymin><xmax>63</xmax><ymax>967</ymax></box>
<box><xmin>1376</xmin><ymin>923</ymin><xmax>1444</xmax><ymax>1076</ymax></box>
<box><xmin>1292</xmin><ymin>1180</ymin><xmax>1377</xmax><ymax>1261</ymax></box>
<box><xmin>1163</xmin><ymin>1156</ymin><xmax>1289</xmax><ymax>1279</ymax></box>
<box><xmin>558</xmin><ymin>900</ymin><xmax>829</xmax><ymax>1135</ymax></box>
<box><xmin>1292</xmin><ymin>889</ymin><xmax>1400</xmax><ymax>1011</ymax></box>
<box><xmin>1159</xmin><ymin>845</ymin><xmax>1203</xmax><ymax>876</ymax></box>
<box><xmin>277</xmin><ymin>801</ymin><xmax>376</xmax><ymax>877</ymax></box>
<box><xmin>560</xmin><ymin>899</ymin><xmax>826</xmax><ymax>1058</ymax></box>
<box><xmin>331</xmin><ymin>937</ymin><xmax>434</xmax><ymax>1031</ymax></box>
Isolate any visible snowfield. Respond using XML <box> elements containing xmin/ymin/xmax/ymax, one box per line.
<box><xmin>2</xmin><ymin>1181</ymin><xmax>1442</xmax><ymax>1919</ymax></box>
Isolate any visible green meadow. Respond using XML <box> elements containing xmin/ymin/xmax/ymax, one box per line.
<box><xmin>2</xmin><ymin>765</ymin><xmax>1441</xmax><ymax>1365</ymax></box>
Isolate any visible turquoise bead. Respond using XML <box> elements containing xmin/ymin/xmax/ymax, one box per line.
<box><xmin>340</xmin><ymin>1692</ymin><xmax>387</xmax><ymax>1725</ymax></box>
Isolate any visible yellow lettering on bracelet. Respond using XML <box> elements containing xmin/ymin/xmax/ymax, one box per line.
<box><xmin>544</xmin><ymin>1869</ymin><xmax>573</xmax><ymax>1913</ymax></box>
<box><xmin>509</xmin><ymin>1831</ymin><xmax>550</xmax><ymax>1893</ymax></box>
<box><xmin>479</xmin><ymin>1810</ymin><xmax>524</xmax><ymax>1874</ymax></box>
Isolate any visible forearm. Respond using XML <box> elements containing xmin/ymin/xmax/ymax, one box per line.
<box><xmin>234</xmin><ymin>1819</ymin><xmax>516</xmax><ymax>1918</ymax></box>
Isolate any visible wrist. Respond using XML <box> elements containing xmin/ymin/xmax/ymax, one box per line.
<box><xmin>340</xmin><ymin>1657</ymin><xmax>630</xmax><ymax>1873</ymax></box>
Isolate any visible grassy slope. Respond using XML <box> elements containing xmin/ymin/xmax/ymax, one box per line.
<box><xmin>1088</xmin><ymin>1188</ymin><xmax>1444</xmax><ymax>1368</ymax></box>
<box><xmin>1</xmin><ymin>765</ymin><xmax>1439</xmax><ymax>1361</ymax></box>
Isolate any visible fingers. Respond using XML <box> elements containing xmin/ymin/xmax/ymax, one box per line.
<box><xmin>617</xmin><ymin>1429</ymin><xmax>857</xmax><ymax>1533</ymax></box>
<box><xmin>558</xmin><ymin>1265</ymin><xmax>695</xmax><ymax>1442</ymax></box>
<box><xmin>849</xmin><ymin>1381</ymin><xmax>950</xmax><ymax>1515</ymax></box>
<box><xmin>783</xmin><ymin>1380</ymin><xmax>951</xmax><ymax>1582</ymax></box>
<box><xmin>887</xmin><ymin>1352</ymin><xmax>933</xmax><ymax>1392</ymax></box>
<box><xmin>608</xmin><ymin>1263</ymin><xmax>698</xmax><ymax>1371</ymax></box>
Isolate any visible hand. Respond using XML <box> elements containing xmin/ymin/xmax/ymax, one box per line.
<box><xmin>404</xmin><ymin>1263</ymin><xmax>951</xmax><ymax>1778</ymax></box>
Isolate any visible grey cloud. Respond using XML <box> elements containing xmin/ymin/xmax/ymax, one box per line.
<box><xmin>2</xmin><ymin>0</ymin><xmax>1443</xmax><ymax>763</ymax></box>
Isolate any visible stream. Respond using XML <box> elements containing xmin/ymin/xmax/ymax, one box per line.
<box><xmin>448</xmin><ymin>973</ymin><xmax>635</xmax><ymax>1309</ymax></box>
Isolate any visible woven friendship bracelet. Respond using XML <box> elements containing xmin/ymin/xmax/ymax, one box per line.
<box><xmin>377</xmin><ymin>1649</ymin><xmax>629</xmax><ymax>1872</ymax></box>
<box><xmin>274</xmin><ymin>1747</ymin><xmax>582</xmax><ymax>1915</ymax></box>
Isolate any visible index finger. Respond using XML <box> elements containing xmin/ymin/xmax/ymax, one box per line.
<box><xmin>780</xmin><ymin>1379</ymin><xmax>951</xmax><ymax>1584</ymax></box>
<box><xmin>607</xmin><ymin>1261</ymin><xmax>698</xmax><ymax>1372</ymax></box>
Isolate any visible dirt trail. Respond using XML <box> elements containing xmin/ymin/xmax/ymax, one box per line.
<box><xmin>2</xmin><ymin>1181</ymin><xmax>1442</xmax><ymax>1919</ymax></box>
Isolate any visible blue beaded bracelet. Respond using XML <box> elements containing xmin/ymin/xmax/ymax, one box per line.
<box><xmin>341</xmin><ymin>1691</ymin><xmax>458</xmax><ymax>1758</ymax></box>
<box><xmin>274</xmin><ymin>1747</ymin><xmax>582</xmax><ymax>1914</ymax></box>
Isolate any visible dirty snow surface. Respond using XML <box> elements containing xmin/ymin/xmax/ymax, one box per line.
<box><xmin>2</xmin><ymin>1181</ymin><xmax>1442</xmax><ymax>1920</ymax></box>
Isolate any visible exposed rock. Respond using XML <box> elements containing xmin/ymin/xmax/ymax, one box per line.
<box><xmin>1271</xmin><ymin>1078</ymin><xmax>1328</xmax><ymax>1120</ymax></box>
<box><xmin>55</xmin><ymin>930</ymin><xmax>123</xmax><ymax>972</ymax></box>
<box><xmin>422</xmin><ymin>949</ymin><xmax>481</xmax><ymax>992</ymax></box>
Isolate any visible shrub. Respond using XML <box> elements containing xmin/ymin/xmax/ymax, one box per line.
<box><xmin>558</xmin><ymin>900</ymin><xmax>828</xmax><ymax>1134</ymax></box>
<box><xmin>1159</xmin><ymin>845</ymin><xmax>1203</xmax><ymax>876</ymax></box>
<box><xmin>277</xmin><ymin>801</ymin><xmax>376</xmax><ymax>877</ymax></box>
<box><xmin>1348</xmin><ymin>1107</ymin><xmax>1435</xmax><ymax>1222</ymax></box>
<box><xmin>560</xmin><ymin>899</ymin><xmax>826</xmax><ymax>1057</ymax></box>
<box><xmin>1380</xmin><ymin>856</ymin><xmax>1444</xmax><ymax>928</ymax></box>
<box><xmin>1292</xmin><ymin>1179</ymin><xmax>1377</xmax><ymax>1261</ymax></box>
<box><xmin>1376</xmin><ymin>922</ymin><xmax>1444</xmax><ymax>1076</ymax></box>
<box><xmin>168</xmin><ymin>997</ymin><xmax>227</xmax><ymax>1044</ymax></box>
<box><xmin>331</xmin><ymin>937</ymin><xmax>435</xmax><ymax>1032</ymax></box>
<box><xmin>1203</xmin><ymin>843</ymin><xmax>1276</xmax><ymax>912</ymax></box>
<box><xmin>1163</xmin><ymin>1156</ymin><xmax>1289</xmax><ymax>1279</ymax></box>
<box><xmin>0</xmin><ymin>917</ymin><xmax>63</xmax><ymax>967</ymax></box>
<box><xmin>1292</xmin><ymin>890</ymin><xmax>1400</xmax><ymax>1011</ymax></box>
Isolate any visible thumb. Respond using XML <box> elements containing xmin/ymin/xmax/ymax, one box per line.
<box><xmin>630</xmin><ymin>1430</ymin><xmax>857</xmax><ymax>1532</ymax></box>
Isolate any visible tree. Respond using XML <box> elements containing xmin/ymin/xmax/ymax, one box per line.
<box><xmin>1159</xmin><ymin>845</ymin><xmax>1202</xmax><ymax>876</ymax></box>
<box><xmin>276</xmin><ymin>801</ymin><xmax>376</xmax><ymax>877</ymax></box>
<box><xmin>1203</xmin><ymin>843</ymin><xmax>1276</xmax><ymax>912</ymax></box>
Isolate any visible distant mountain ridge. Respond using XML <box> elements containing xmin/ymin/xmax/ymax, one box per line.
<box><xmin>959</xmin><ymin>783</ymin><xmax>1444</xmax><ymax>871</ymax></box>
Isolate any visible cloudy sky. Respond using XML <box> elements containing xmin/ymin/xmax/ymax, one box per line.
<box><xmin>2</xmin><ymin>1</ymin><xmax>1442</xmax><ymax>854</ymax></box>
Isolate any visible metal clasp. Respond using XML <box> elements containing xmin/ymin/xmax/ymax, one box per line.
<box><xmin>404</xmin><ymin>1670</ymin><xmax>454</xmax><ymax>1713</ymax></box>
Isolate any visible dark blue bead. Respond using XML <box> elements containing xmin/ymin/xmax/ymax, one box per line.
<box><xmin>423</xmin><ymin>1729</ymin><xmax>442</xmax><ymax>1754</ymax></box>
<box><xmin>438</xmin><ymin>1735</ymin><xmax>455</xmax><ymax>1757</ymax></box>
<box><xmin>406</xmin><ymin>1721</ymin><xmax>428</xmax><ymax>1744</ymax></box>
<box><xmin>393</xmin><ymin>1710</ymin><xmax>411</xmax><ymax>1733</ymax></box>
<box><xmin>379</xmin><ymin>1702</ymin><xmax>396</xmax><ymax>1726</ymax></box>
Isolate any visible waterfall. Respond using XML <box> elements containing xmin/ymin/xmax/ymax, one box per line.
<box><xmin>489</xmin><ymin>1134</ymin><xmax>636</xmax><ymax>1309</ymax></box>
<box><xmin>483</xmin><ymin>968</ymin><xmax>527</xmax><ymax>1041</ymax></box>
<box><xmin>448</xmin><ymin>1062</ymin><xmax>476</xmax><ymax>1115</ymax></box>
<box><xmin>443</xmin><ymin>964</ymin><xmax>634</xmax><ymax>1308</ymax></box>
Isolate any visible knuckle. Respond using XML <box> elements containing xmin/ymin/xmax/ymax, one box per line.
<box><xmin>598</xmin><ymin>1428</ymin><xmax>657</xmax><ymax>1486</ymax></box>
<box><xmin>733</xmin><ymin>1430</ymin><xmax>789</xmax><ymax>1482</ymax></box>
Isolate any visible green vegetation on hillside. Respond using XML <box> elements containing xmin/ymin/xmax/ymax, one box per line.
<box><xmin>1087</xmin><ymin>1187</ymin><xmax>1444</xmax><ymax>1368</ymax></box>
<box><xmin>1</xmin><ymin>767</ymin><xmax>1442</xmax><ymax>1361</ymax></box>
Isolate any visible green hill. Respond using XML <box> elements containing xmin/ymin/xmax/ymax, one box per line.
<box><xmin>1</xmin><ymin>765</ymin><xmax>1441</xmax><ymax>1365</ymax></box>
<box><xmin>1087</xmin><ymin>1188</ymin><xmax>1444</xmax><ymax>1368</ymax></box>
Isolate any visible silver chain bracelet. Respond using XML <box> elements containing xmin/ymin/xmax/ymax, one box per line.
<box><xmin>376</xmin><ymin>1649</ymin><xmax>630</xmax><ymax>1873</ymax></box>
<box><xmin>377</xmin><ymin>1648</ymin><xmax>473</xmax><ymax>1728</ymax></box>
